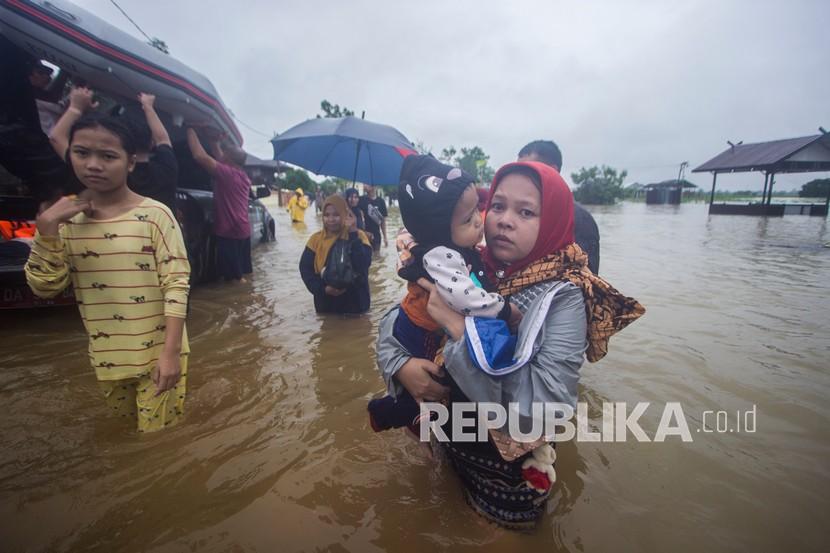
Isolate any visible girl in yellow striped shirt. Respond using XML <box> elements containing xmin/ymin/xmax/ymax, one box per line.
<box><xmin>26</xmin><ymin>114</ymin><xmax>190</xmax><ymax>433</ymax></box>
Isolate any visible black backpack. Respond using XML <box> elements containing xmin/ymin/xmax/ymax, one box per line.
<box><xmin>321</xmin><ymin>239</ymin><xmax>357</xmax><ymax>289</ymax></box>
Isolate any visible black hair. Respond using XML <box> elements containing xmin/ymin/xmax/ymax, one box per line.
<box><xmin>495</xmin><ymin>164</ymin><xmax>543</xmax><ymax>191</ymax></box>
<box><xmin>68</xmin><ymin>113</ymin><xmax>137</xmax><ymax>156</ymax></box>
<box><xmin>518</xmin><ymin>140</ymin><xmax>563</xmax><ymax>171</ymax></box>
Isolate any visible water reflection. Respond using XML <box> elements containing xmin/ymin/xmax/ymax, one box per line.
<box><xmin>309</xmin><ymin>314</ymin><xmax>374</xmax><ymax>412</ymax></box>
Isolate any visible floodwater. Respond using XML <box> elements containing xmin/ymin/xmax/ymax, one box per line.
<box><xmin>1</xmin><ymin>199</ymin><xmax>829</xmax><ymax>552</ymax></box>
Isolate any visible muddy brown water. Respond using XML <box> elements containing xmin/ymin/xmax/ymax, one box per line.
<box><xmin>1</xmin><ymin>200</ymin><xmax>828</xmax><ymax>552</ymax></box>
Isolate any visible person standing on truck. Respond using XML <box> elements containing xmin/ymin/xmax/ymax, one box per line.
<box><xmin>50</xmin><ymin>88</ymin><xmax>179</xmax><ymax>215</ymax></box>
<box><xmin>28</xmin><ymin>61</ymin><xmax>69</xmax><ymax>136</ymax></box>
<box><xmin>186</xmin><ymin>127</ymin><xmax>252</xmax><ymax>282</ymax></box>
<box><xmin>358</xmin><ymin>183</ymin><xmax>388</xmax><ymax>252</ymax></box>
<box><xmin>0</xmin><ymin>36</ymin><xmax>73</xmax><ymax>203</ymax></box>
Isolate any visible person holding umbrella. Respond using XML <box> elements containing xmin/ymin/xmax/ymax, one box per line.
<box><xmin>287</xmin><ymin>187</ymin><xmax>309</xmax><ymax>223</ymax></box>
<box><xmin>359</xmin><ymin>184</ymin><xmax>388</xmax><ymax>251</ymax></box>
<box><xmin>345</xmin><ymin>187</ymin><xmax>367</xmax><ymax>232</ymax></box>
<box><xmin>271</xmin><ymin>114</ymin><xmax>417</xmax><ymax>248</ymax></box>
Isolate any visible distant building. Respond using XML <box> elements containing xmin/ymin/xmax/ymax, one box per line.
<box><xmin>625</xmin><ymin>182</ymin><xmax>645</xmax><ymax>200</ymax></box>
<box><xmin>643</xmin><ymin>180</ymin><xmax>697</xmax><ymax>205</ymax></box>
<box><xmin>244</xmin><ymin>154</ymin><xmax>284</xmax><ymax>189</ymax></box>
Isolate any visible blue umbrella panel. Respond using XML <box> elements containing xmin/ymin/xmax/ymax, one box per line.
<box><xmin>271</xmin><ymin>116</ymin><xmax>416</xmax><ymax>185</ymax></box>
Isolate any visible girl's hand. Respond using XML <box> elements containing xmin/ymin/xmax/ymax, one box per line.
<box><xmin>36</xmin><ymin>195</ymin><xmax>93</xmax><ymax>236</ymax></box>
<box><xmin>325</xmin><ymin>285</ymin><xmax>345</xmax><ymax>296</ymax></box>
<box><xmin>152</xmin><ymin>351</ymin><xmax>181</xmax><ymax>396</ymax></box>
<box><xmin>68</xmin><ymin>86</ymin><xmax>98</xmax><ymax>112</ymax></box>
<box><xmin>417</xmin><ymin>279</ymin><xmax>465</xmax><ymax>340</ymax></box>
<box><xmin>396</xmin><ymin>357</ymin><xmax>449</xmax><ymax>403</ymax></box>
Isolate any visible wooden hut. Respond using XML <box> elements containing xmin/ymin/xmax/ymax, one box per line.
<box><xmin>693</xmin><ymin>133</ymin><xmax>830</xmax><ymax>216</ymax></box>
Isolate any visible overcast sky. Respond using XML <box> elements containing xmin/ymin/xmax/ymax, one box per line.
<box><xmin>74</xmin><ymin>0</ymin><xmax>829</xmax><ymax>191</ymax></box>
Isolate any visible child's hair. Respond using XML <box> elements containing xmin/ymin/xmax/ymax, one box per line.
<box><xmin>495</xmin><ymin>164</ymin><xmax>543</xmax><ymax>190</ymax></box>
<box><xmin>518</xmin><ymin>140</ymin><xmax>563</xmax><ymax>170</ymax></box>
<box><xmin>68</xmin><ymin>113</ymin><xmax>137</xmax><ymax>156</ymax></box>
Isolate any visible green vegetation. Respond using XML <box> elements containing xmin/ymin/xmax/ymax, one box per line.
<box><xmin>279</xmin><ymin>167</ymin><xmax>315</xmax><ymax>192</ymax></box>
<box><xmin>317</xmin><ymin>100</ymin><xmax>355</xmax><ymax>119</ymax></box>
<box><xmin>571</xmin><ymin>165</ymin><xmax>628</xmax><ymax>205</ymax></box>
<box><xmin>799</xmin><ymin>178</ymin><xmax>830</xmax><ymax>198</ymax></box>
<box><xmin>622</xmin><ymin>186</ymin><xmax>808</xmax><ymax>204</ymax></box>
<box><xmin>414</xmin><ymin>143</ymin><xmax>496</xmax><ymax>183</ymax></box>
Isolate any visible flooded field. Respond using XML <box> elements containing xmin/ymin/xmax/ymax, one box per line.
<box><xmin>1</xmin><ymin>200</ymin><xmax>828</xmax><ymax>552</ymax></box>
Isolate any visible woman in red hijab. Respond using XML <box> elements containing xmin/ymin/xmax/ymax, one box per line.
<box><xmin>375</xmin><ymin>161</ymin><xmax>645</xmax><ymax>529</ymax></box>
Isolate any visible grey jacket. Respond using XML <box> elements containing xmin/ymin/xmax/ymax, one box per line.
<box><xmin>375</xmin><ymin>280</ymin><xmax>587</xmax><ymax>430</ymax></box>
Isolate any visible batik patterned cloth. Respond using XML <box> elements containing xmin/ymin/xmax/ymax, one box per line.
<box><xmin>439</xmin><ymin>377</ymin><xmax>552</xmax><ymax>531</ymax></box>
<box><xmin>497</xmin><ymin>243</ymin><xmax>645</xmax><ymax>362</ymax></box>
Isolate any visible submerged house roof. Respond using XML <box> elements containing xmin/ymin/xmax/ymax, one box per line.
<box><xmin>693</xmin><ymin>134</ymin><xmax>830</xmax><ymax>174</ymax></box>
<box><xmin>643</xmin><ymin>179</ymin><xmax>697</xmax><ymax>190</ymax></box>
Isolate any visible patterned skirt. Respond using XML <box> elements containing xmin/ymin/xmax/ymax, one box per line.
<box><xmin>439</xmin><ymin>378</ymin><xmax>552</xmax><ymax>530</ymax></box>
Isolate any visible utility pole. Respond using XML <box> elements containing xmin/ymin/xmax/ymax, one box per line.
<box><xmin>677</xmin><ymin>161</ymin><xmax>688</xmax><ymax>183</ymax></box>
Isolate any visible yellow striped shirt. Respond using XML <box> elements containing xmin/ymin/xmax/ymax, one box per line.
<box><xmin>25</xmin><ymin>198</ymin><xmax>190</xmax><ymax>380</ymax></box>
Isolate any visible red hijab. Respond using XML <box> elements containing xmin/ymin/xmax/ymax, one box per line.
<box><xmin>482</xmin><ymin>161</ymin><xmax>575</xmax><ymax>279</ymax></box>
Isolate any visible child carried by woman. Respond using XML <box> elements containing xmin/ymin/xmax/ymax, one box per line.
<box><xmin>368</xmin><ymin>155</ymin><xmax>521</xmax><ymax>432</ymax></box>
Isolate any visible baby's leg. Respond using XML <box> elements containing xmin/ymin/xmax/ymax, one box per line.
<box><xmin>368</xmin><ymin>390</ymin><xmax>422</xmax><ymax>431</ymax></box>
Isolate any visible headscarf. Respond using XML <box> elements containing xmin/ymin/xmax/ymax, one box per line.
<box><xmin>344</xmin><ymin>187</ymin><xmax>365</xmax><ymax>230</ymax></box>
<box><xmin>306</xmin><ymin>194</ymin><xmax>370</xmax><ymax>273</ymax></box>
<box><xmin>476</xmin><ymin>187</ymin><xmax>489</xmax><ymax>212</ymax></box>
<box><xmin>482</xmin><ymin>161</ymin><xmax>574</xmax><ymax>279</ymax></box>
<box><xmin>481</xmin><ymin>161</ymin><xmax>644</xmax><ymax>363</ymax></box>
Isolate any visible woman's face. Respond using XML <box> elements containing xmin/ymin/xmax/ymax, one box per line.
<box><xmin>323</xmin><ymin>204</ymin><xmax>343</xmax><ymax>233</ymax></box>
<box><xmin>347</xmin><ymin>193</ymin><xmax>359</xmax><ymax>207</ymax></box>
<box><xmin>484</xmin><ymin>173</ymin><xmax>541</xmax><ymax>263</ymax></box>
